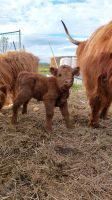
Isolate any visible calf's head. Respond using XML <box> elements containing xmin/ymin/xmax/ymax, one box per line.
<box><xmin>0</xmin><ymin>85</ymin><xmax>7</xmax><ymax>109</ymax></box>
<box><xmin>50</xmin><ymin>65</ymin><xmax>80</xmax><ymax>90</ymax></box>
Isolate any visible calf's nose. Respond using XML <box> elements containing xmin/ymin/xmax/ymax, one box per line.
<box><xmin>65</xmin><ymin>79</ymin><xmax>73</xmax><ymax>85</ymax></box>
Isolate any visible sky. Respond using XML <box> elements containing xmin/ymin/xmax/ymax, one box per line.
<box><xmin>0</xmin><ymin>0</ymin><xmax>112</xmax><ymax>63</ymax></box>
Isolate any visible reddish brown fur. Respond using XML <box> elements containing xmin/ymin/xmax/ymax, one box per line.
<box><xmin>12</xmin><ymin>65</ymin><xmax>79</xmax><ymax>132</ymax></box>
<box><xmin>0</xmin><ymin>51</ymin><xmax>39</xmax><ymax>109</ymax></box>
<box><xmin>78</xmin><ymin>21</ymin><xmax>112</xmax><ymax>127</ymax></box>
<box><xmin>76</xmin><ymin>41</ymin><xmax>87</xmax><ymax>67</ymax></box>
<box><xmin>62</xmin><ymin>20</ymin><xmax>112</xmax><ymax>127</ymax></box>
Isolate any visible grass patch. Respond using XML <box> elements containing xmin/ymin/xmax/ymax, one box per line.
<box><xmin>72</xmin><ymin>83</ymin><xmax>82</xmax><ymax>91</ymax></box>
<box><xmin>39</xmin><ymin>63</ymin><xmax>50</xmax><ymax>75</ymax></box>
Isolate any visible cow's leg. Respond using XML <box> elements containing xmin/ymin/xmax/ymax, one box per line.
<box><xmin>89</xmin><ymin>96</ymin><xmax>101</xmax><ymax>127</ymax></box>
<box><xmin>12</xmin><ymin>91</ymin><xmax>31</xmax><ymax>124</ymax></box>
<box><xmin>100</xmin><ymin>99</ymin><xmax>111</xmax><ymax>119</ymax></box>
<box><xmin>43</xmin><ymin>98</ymin><xmax>55</xmax><ymax>132</ymax></box>
<box><xmin>22</xmin><ymin>100</ymin><xmax>30</xmax><ymax>114</ymax></box>
<box><xmin>59</xmin><ymin>101</ymin><xmax>70</xmax><ymax>128</ymax></box>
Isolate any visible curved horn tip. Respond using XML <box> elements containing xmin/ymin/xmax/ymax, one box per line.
<box><xmin>61</xmin><ymin>20</ymin><xmax>81</xmax><ymax>46</ymax></box>
<box><xmin>61</xmin><ymin>20</ymin><xmax>65</xmax><ymax>26</ymax></box>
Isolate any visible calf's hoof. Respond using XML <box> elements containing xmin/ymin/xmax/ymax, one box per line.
<box><xmin>65</xmin><ymin>120</ymin><xmax>71</xmax><ymax>129</ymax></box>
<box><xmin>88</xmin><ymin>121</ymin><xmax>99</xmax><ymax>128</ymax></box>
<box><xmin>66</xmin><ymin>123</ymin><xmax>71</xmax><ymax>129</ymax></box>
<box><xmin>11</xmin><ymin>118</ymin><xmax>17</xmax><ymax>125</ymax></box>
<box><xmin>22</xmin><ymin>110</ymin><xmax>27</xmax><ymax>114</ymax></box>
<box><xmin>99</xmin><ymin>113</ymin><xmax>108</xmax><ymax>120</ymax></box>
<box><xmin>44</xmin><ymin>125</ymin><xmax>52</xmax><ymax>133</ymax></box>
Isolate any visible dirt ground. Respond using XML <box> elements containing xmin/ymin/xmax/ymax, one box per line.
<box><xmin>0</xmin><ymin>89</ymin><xmax>112</xmax><ymax>200</ymax></box>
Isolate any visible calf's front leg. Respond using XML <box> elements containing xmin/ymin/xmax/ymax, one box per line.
<box><xmin>12</xmin><ymin>91</ymin><xmax>31</xmax><ymax>124</ymax></box>
<box><xmin>43</xmin><ymin>97</ymin><xmax>55</xmax><ymax>133</ymax></box>
<box><xmin>22</xmin><ymin>100</ymin><xmax>30</xmax><ymax>114</ymax></box>
<box><xmin>59</xmin><ymin>101</ymin><xmax>70</xmax><ymax>128</ymax></box>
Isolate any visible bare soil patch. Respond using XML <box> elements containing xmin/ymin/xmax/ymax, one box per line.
<box><xmin>0</xmin><ymin>89</ymin><xmax>112</xmax><ymax>200</ymax></box>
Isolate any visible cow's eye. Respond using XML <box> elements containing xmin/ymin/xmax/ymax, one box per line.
<box><xmin>58</xmin><ymin>73</ymin><xmax>62</xmax><ymax>77</ymax></box>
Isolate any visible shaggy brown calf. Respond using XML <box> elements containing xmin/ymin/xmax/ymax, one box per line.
<box><xmin>0</xmin><ymin>51</ymin><xmax>39</xmax><ymax>109</ymax></box>
<box><xmin>12</xmin><ymin>65</ymin><xmax>79</xmax><ymax>132</ymax></box>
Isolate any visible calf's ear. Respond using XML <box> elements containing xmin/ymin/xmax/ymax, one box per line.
<box><xmin>50</xmin><ymin>67</ymin><xmax>58</xmax><ymax>76</ymax></box>
<box><xmin>97</xmin><ymin>73</ymin><xmax>107</xmax><ymax>85</ymax></box>
<box><xmin>73</xmin><ymin>66</ymin><xmax>80</xmax><ymax>76</ymax></box>
<box><xmin>0</xmin><ymin>85</ymin><xmax>7</xmax><ymax>94</ymax></box>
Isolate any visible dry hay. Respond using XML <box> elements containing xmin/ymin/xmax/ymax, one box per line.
<box><xmin>0</xmin><ymin>89</ymin><xmax>112</xmax><ymax>200</ymax></box>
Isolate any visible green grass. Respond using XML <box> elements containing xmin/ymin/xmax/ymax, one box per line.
<box><xmin>72</xmin><ymin>83</ymin><xmax>82</xmax><ymax>91</ymax></box>
<box><xmin>39</xmin><ymin>63</ymin><xmax>50</xmax><ymax>75</ymax></box>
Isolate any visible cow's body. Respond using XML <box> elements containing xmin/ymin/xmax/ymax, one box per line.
<box><xmin>79</xmin><ymin>22</ymin><xmax>112</xmax><ymax>126</ymax></box>
<box><xmin>61</xmin><ymin>20</ymin><xmax>112</xmax><ymax>127</ymax></box>
<box><xmin>0</xmin><ymin>51</ymin><xmax>39</xmax><ymax>109</ymax></box>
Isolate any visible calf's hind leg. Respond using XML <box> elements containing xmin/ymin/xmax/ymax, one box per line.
<box><xmin>12</xmin><ymin>91</ymin><xmax>31</xmax><ymax>124</ymax></box>
<box><xmin>22</xmin><ymin>100</ymin><xmax>30</xmax><ymax>114</ymax></box>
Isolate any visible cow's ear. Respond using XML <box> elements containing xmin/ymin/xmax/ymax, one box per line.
<box><xmin>0</xmin><ymin>85</ymin><xmax>7</xmax><ymax>94</ymax></box>
<box><xmin>73</xmin><ymin>66</ymin><xmax>80</xmax><ymax>76</ymax></box>
<box><xmin>50</xmin><ymin>67</ymin><xmax>58</xmax><ymax>76</ymax></box>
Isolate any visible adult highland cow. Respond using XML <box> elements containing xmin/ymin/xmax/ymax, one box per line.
<box><xmin>61</xmin><ymin>20</ymin><xmax>112</xmax><ymax>127</ymax></box>
<box><xmin>0</xmin><ymin>51</ymin><xmax>39</xmax><ymax>109</ymax></box>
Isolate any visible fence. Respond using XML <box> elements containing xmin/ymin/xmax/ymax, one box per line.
<box><xmin>0</xmin><ymin>30</ymin><xmax>21</xmax><ymax>53</ymax></box>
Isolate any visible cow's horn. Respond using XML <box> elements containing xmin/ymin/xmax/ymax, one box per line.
<box><xmin>61</xmin><ymin>20</ymin><xmax>81</xmax><ymax>46</ymax></box>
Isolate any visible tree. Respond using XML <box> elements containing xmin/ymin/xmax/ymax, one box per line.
<box><xmin>0</xmin><ymin>35</ymin><xmax>9</xmax><ymax>52</ymax></box>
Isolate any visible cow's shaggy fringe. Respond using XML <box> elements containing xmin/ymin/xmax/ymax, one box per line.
<box><xmin>80</xmin><ymin>21</ymin><xmax>112</xmax><ymax>97</ymax></box>
<box><xmin>0</xmin><ymin>51</ymin><xmax>39</xmax><ymax>87</ymax></box>
<box><xmin>86</xmin><ymin>21</ymin><xmax>112</xmax><ymax>55</ymax></box>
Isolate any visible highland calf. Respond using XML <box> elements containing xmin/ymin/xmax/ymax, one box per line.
<box><xmin>0</xmin><ymin>51</ymin><xmax>39</xmax><ymax>109</ymax></box>
<box><xmin>12</xmin><ymin>65</ymin><xmax>79</xmax><ymax>132</ymax></box>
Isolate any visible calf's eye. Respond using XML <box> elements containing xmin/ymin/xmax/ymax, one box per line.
<box><xmin>58</xmin><ymin>73</ymin><xmax>62</xmax><ymax>77</ymax></box>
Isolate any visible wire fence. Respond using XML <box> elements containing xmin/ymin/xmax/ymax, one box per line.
<box><xmin>0</xmin><ymin>30</ymin><xmax>21</xmax><ymax>53</ymax></box>
<box><xmin>0</xmin><ymin>30</ymin><xmax>82</xmax><ymax>84</ymax></box>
